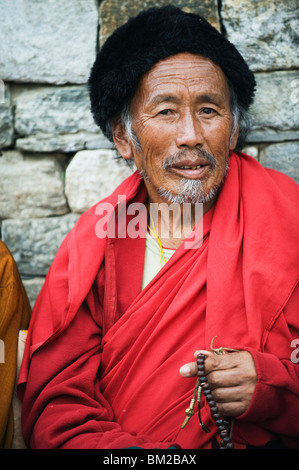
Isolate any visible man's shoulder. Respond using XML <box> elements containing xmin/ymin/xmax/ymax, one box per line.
<box><xmin>67</xmin><ymin>170</ymin><xmax>143</xmax><ymax>240</ymax></box>
<box><xmin>263</xmin><ymin>165</ymin><xmax>298</xmax><ymax>187</ymax></box>
<box><xmin>238</xmin><ymin>152</ymin><xmax>298</xmax><ymax>193</ymax></box>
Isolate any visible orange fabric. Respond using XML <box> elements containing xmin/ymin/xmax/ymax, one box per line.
<box><xmin>0</xmin><ymin>242</ymin><xmax>31</xmax><ymax>448</ymax></box>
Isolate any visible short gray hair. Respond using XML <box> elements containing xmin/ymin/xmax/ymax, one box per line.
<box><xmin>228</xmin><ymin>81</ymin><xmax>252</xmax><ymax>150</ymax></box>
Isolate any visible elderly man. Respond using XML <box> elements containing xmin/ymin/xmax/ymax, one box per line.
<box><xmin>18</xmin><ymin>6</ymin><xmax>299</xmax><ymax>449</ymax></box>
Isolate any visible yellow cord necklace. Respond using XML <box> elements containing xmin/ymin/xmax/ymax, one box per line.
<box><xmin>147</xmin><ymin>205</ymin><xmax>167</xmax><ymax>268</ymax></box>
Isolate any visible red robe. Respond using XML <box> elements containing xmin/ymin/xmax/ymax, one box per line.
<box><xmin>18</xmin><ymin>152</ymin><xmax>299</xmax><ymax>449</ymax></box>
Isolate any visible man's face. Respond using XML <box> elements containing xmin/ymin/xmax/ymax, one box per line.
<box><xmin>114</xmin><ymin>53</ymin><xmax>238</xmax><ymax>207</ymax></box>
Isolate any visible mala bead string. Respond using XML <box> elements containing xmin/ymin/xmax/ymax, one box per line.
<box><xmin>180</xmin><ymin>337</ymin><xmax>238</xmax><ymax>448</ymax></box>
<box><xmin>197</xmin><ymin>353</ymin><xmax>234</xmax><ymax>449</ymax></box>
<box><xmin>196</xmin><ymin>377</ymin><xmax>211</xmax><ymax>434</ymax></box>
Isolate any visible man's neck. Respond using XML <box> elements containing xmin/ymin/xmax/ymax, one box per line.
<box><xmin>147</xmin><ymin>195</ymin><xmax>216</xmax><ymax>250</ymax></box>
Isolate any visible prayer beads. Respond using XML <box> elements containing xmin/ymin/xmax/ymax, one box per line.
<box><xmin>196</xmin><ymin>353</ymin><xmax>234</xmax><ymax>449</ymax></box>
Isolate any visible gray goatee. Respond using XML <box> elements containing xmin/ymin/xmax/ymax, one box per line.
<box><xmin>152</xmin><ymin>148</ymin><xmax>229</xmax><ymax>204</ymax></box>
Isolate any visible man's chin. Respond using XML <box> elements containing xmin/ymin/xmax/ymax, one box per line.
<box><xmin>157</xmin><ymin>179</ymin><xmax>221</xmax><ymax>205</ymax></box>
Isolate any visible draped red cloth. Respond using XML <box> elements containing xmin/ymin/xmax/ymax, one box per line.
<box><xmin>18</xmin><ymin>152</ymin><xmax>299</xmax><ymax>449</ymax></box>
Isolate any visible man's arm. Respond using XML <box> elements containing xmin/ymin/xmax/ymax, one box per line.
<box><xmin>180</xmin><ymin>285</ymin><xmax>299</xmax><ymax>445</ymax></box>
<box><xmin>20</xmin><ymin>295</ymin><xmax>173</xmax><ymax>449</ymax></box>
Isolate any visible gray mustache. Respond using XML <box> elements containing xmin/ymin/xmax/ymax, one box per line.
<box><xmin>162</xmin><ymin>148</ymin><xmax>217</xmax><ymax>170</ymax></box>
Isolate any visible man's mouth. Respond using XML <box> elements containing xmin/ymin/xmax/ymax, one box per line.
<box><xmin>179</xmin><ymin>165</ymin><xmax>203</xmax><ymax>169</ymax></box>
<box><xmin>170</xmin><ymin>159</ymin><xmax>211</xmax><ymax>179</ymax></box>
<box><xmin>163</xmin><ymin>150</ymin><xmax>216</xmax><ymax>180</ymax></box>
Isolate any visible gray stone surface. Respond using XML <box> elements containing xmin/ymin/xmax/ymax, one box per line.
<box><xmin>0</xmin><ymin>83</ymin><xmax>14</xmax><ymax>148</ymax></box>
<box><xmin>99</xmin><ymin>0</ymin><xmax>220</xmax><ymax>44</ymax></box>
<box><xmin>16</xmin><ymin>131</ymin><xmax>113</xmax><ymax>153</ymax></box>
<box><xmin>248</xmin><ymin>71</ymin><xmax>299</xmax><ymax>143</ymax></box>
<box><xmin>242</xmin><ymin>146</ymin><xmax>259</xmax><ymax>160</ymax></box>
<box><xmin>14</xmin><ymin>85</ymin><xmax>98</xmax><ymax>136</ymax></box>
<box><xmin>0</xmin><ymin>151</ymin><xmax>68</xmax><ymax>219</ymax></box>
<box><xmin>2</xmin><ymin>213</ymin><xmax>79</xmax><ymax>276</ymax></box>
<box><xmin>0</xmin><ymin>0</ymin><xmax>98</xmax><ymax>84</ymax></box>
<box><xmin>222</xmin><ymin>0</ymin><xmax>299</xmax><ymax>71</ymax></box>
<box><xmin>259</xmin><ymin>141</ymin><xmax>299</xmax><ymax>184</ymax></box>
<box><xmin>22</xmin><ymin>277</ymin><xmax>46</xmax><ymax>309</ymax></box>
<box><xmin>65</xmin><ymin>149</ymin><xmax>133</xmax><ymax>213</ymax></box>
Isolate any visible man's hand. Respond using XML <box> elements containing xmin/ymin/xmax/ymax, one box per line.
<box><xmin>180</xmin><ymin>350</ymin><xmax>257</xmax><ymax>417</ymax></box>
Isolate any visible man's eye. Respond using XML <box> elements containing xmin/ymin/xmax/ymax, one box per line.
<box><xmin>202</xmin><ymin>108</ymin><xmax>216</xmax><ymax>114</ymax></box>
<box><xmin>159</xmin><ymin>109</ymin><xmax>172</xmax><ymax>115</ymax></box>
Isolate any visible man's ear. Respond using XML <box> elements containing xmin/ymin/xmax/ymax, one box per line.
<box><xmin>111</xmin><ymin>121</ymin><xmax>134</xmax><ymax>160</ymax></box>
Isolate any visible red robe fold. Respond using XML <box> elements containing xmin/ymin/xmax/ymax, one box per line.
<box><xmin>18</xmin><ymin>152</ymin><xmax>299</xmax><ymax>449</ymax></box>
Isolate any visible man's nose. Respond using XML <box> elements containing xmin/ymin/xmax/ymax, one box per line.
<box><xmin>175</xmin><ymin>112</ymin><xmax>204</xmax><ymax>148</ymax></box>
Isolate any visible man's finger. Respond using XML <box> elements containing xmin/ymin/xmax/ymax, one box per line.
<box><xmin>180</xmin><ymin>351</ymin><xmax>240</xmax><ymax>377</ymax></box>
<box><xmin>207</xmin><ymin>368</ymin><xmax>242</xmax><ymax>389</ymax></box>
<box><xmin>216</xmin><ymin>400</ymin><xmax>247</xmax><ymax>417</ymax></box>
<box><xmin>193</xmin><ymin>349</ymin><xmax>213</xmax><ymax>358</ymax></box>
<box><xmin>179</xmin><ymin>362</ymin><xmax>198</xmax><ymax>377</ymax></box>
<box><xmin>211</xmin><ymin>385</ymin><xmax>244</xmax><ymax>403</ymax></box>
<box><xmin>180</xmin><ymin>350</ymin><xmax>213</xmax><ymax>376</ymax></box>
<box><xmin>203</xmin><ymin>351</ymin><xmax>245</xmax><ymax>375</ymax></box>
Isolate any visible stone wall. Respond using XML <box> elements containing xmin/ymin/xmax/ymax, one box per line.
<box><xmin>0</xmin><ymin>0</ymin><xmax>298</xmax><ymax>308</ymax></box>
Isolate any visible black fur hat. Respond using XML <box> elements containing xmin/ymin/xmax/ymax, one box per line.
<box><xmin>89</xmin><ymin>5</ymin><xmax>256</xmax><ymax>141</ymax></box>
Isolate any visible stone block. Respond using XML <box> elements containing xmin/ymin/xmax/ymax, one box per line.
<box><xmin>0</xmin><ymin>0</ymin><xmax>98</xmax><ymax>84</ymax></box>
<box><xmin>222</xmin><ymin>0</ymin><xmax>299</xmax><ymax>71</ymax></box>
<box><xmin>0</xmin><ymin>151</ymin><xmax>68</xmax><ymax>219</ymax></box>
<box><xmin>99</xmin><ymin>0</ymin><xmax>220</xmax><ymax>45</ymax></box>
<box><xmin>2</xmin><ymin>213</ymin><xmax>79</xmax><ymax>276</ymax></box>
<box><xmin>16</xmin><ymin>131</ymin><xmax>113</xmax><ymax>153</ymax></box>
<box><xmin>242</xmin><ymin>146</ymin><xmax>259</xmax><ymax>160</ymax></box>
<box><xmin>0</xmin><ymin>83</ymin><xmax>13</xmax><ymax>149</ymax></box>
<box><xmin>22</xmin><ymin>277</ymin><xmax>45</xmax><ymax>309</ymax></box>
<box><xmin>65</xmin><ymin>149</ymin><xmax>133</xmax><ymax>213</ymax></box>
<box><xmin>14</xmin><ymin>85</ymin><xmax>98</xmax><ymax>136</ymax></box>
<box><xmin>260</xmin><ymin>142</ymin><xmax>299</xmax><ymax>184</ymax></box>
<box><xmin>247</xmin><ymin>71</ymin><xmax>299</xmax><ymax>143</ymax></box>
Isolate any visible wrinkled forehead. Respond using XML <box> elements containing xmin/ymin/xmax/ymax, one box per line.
<box><xmin>131</xmin><ymin>53</ymin><xmax>231</xmax><ymax>109</ymax></box>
